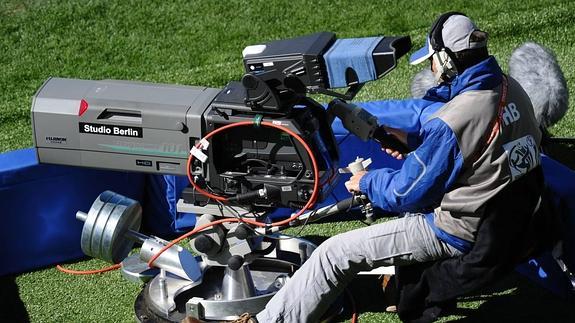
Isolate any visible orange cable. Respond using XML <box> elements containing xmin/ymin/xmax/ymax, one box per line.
<box><xmin>60</xmin><ymin>120</ymin><xmax>322</xmax><ymax>277</ymax></box>
<box><xmin>56</xmin><ymin>263</ymin><xmax>121</xmax><ymax>275</ymax></box>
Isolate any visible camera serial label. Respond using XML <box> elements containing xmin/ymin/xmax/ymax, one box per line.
<box><xmin>79</xmin><ymin>123</ymin><xmax>142</xmax><ymax>138</ymax></box>
<box><xmin>136</xmin><ymin>160</ymin><xmax>152</xmax><ymax>167</ymax></box>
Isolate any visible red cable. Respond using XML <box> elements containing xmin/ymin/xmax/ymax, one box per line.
<box><xmin>56</xmin><ymin>263</ymin><xmax>121</xmax><ymax>275</ymax></box>
<box><xmin>186</xmin><ymin>121</ymin><xmax>320</xmax><ymax>209</ymax></box>
<box><xmin>149</xmin><ymin>120</ymin><xmax>321</xmax><ymax>267</ymax></box>
<box><xmin>185</xmin><ymin>120</ymin><xmax>320</xmax><ymax>227</ymax></box>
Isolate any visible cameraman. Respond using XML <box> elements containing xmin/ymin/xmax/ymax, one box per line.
<box><xmin>242</xmin><ymin>12</ymin><xmax>544</xmax><ymax>323</ymax></box>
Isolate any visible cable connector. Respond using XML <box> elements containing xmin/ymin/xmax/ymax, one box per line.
<box><xmin>190</xmin><ymin>138</ymin><xmax>211</xmax><ymax>163</ymax></box>
<box><xmin>255</xmin><ymin>224</ymin><xmax>281</xmax><ymax>235</ymax></box>
<box><xmin>228</xmin><ymin>184</ymin><xmax>280</xmax><ymax>203</ymax></box>
<box><xmin>199</xmin><ymin>138</ymin><xmax>210</xmax><ymax>150</ymax></box>
<box><xmin>190</xmin><ymin>146</ymin><xmax>208</xmax><ymax>163</ymax></box>
<box><xmin>253</xmin><ymin>114</ymin><xmax>263</xmax><ymax>127</ymax></box>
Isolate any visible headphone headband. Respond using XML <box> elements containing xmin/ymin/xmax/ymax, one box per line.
<box><xmin>429</xmin><ymin>11</ymin><xmax>467</xmax><ymax>51</ymax></box>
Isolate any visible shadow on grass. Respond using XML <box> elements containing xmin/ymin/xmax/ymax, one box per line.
<box><xmin>298</xmin><ymin>234</ymin><xmax>330</xmax><ymax>246</ymax></box>
<box><xmin>0</xmin><ymin>275</ymin><xmax>30</xmax><ymax>323</ymax></box>
<box><xmin>450</xmin><ymin>273</ymin><xmax>575</xmax><ymax>323</ymax></box>
<box><xmin>329</xmin><ymin>271</ymin><xmax>574</xmax><ymax>323</ymax></box>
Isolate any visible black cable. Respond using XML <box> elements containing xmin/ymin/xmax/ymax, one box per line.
<box><xmin>290</xmin><ymin>208</ymin><xmax>315</xmax><ymax>237</ymax></box>
<box><xmin>216</xmin><ymin>199</ymin><xmax>316</xmax><ymax>241</ymax></box>
<box><xmin>288</xmin><ymin>136</ymin><xmax>307</xmax><ymax>181</ymax></box>
<box><xmin>346</xmin><ymin>194</ymin><xmax>360</xmax><ymax>213</ymax></box>
<box><xmin>191</xmin><ymin>184</ymin><xmax>212</xmax><ymax>207</ymax></box>
<box><xmin>251</xmin><ymin>237</ymin><xmax>278</xmax><ymax>256</ymax></box>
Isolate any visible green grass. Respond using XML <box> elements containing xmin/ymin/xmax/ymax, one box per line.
<box><xmin>2</xmin><ymin>0</ymin><xmax>575</xmax><ymax>322</ymax></box>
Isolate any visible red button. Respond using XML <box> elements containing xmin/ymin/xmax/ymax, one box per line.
<box><xmin>79</xmin><ymin>99</ymin><xmax>89</xmax><ymax>117</ymax></box>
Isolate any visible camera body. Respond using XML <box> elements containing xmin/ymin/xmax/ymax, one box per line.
<box><xmin>32</xmin><ymin>32</ymin><xmax>411</xmax><ymax>209</ymax></box>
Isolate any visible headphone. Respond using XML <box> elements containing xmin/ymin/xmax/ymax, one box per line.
<box><xmin>428</xmin><ymin>11</ymin><xmax>467</xmax><ymax>82</ymax></box>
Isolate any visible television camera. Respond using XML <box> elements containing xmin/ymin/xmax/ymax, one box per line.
<box><xmin>32</xmin><ymin>32</ymin><xmax>411</xmax><ymax>321</ymax></box>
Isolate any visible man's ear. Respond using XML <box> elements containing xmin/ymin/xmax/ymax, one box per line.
<box><xmin>469</xmin><ymin>30</ymin><xmax>488</xmax><ymax>45</ymax></box>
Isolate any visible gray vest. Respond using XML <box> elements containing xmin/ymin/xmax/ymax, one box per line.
<box><xmin>431</xmin><ymin>76</ymin><xmax>542</xmax><ymax>242</ymax></box>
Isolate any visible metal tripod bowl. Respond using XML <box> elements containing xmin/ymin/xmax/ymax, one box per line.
<box><xmin>135</xmin><ymin>235</ymin><xmax>320</xmax><ymax>322</ymax></box>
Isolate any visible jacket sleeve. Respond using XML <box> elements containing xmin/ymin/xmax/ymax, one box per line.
<box><xmin>358</xmin><ymin>118</ymin><xmax>464</xmax><ymax>213</ymax></box>
<box><xmin>355</xmin><ymin>98</ymin><xmax>439</xmax><ymax>133</ymax></box>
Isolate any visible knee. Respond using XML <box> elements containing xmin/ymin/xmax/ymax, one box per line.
<box><xmin>312</xmin><ymin>235</ymin><xmax>367</xmax><ymax>269</ymax></box>
<box><xmin>315</xmin><ymin>235</ymin><xmax>347</xmax><ymax>260</ymax></box>
<box><xmin>305</xmin><ymin>236</ymin><xmax>370</xmax><ymax>285</ymax></box>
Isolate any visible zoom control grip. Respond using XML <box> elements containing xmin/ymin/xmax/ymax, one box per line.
<box><xmin>372</xmin><ymin>127</ymin><xmax>410</xmax><ymax>155</ymax></box>
<box><xmin>327</xmin><ymin>99</ymin><xmax>411</xmax><ymax>155</ymax></box>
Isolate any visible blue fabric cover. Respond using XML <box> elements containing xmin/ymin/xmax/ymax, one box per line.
<box><xmin>144</xmin><ymin>174</ymin><xmax>195</xmax><ymax>238</ymax></box>
<box><xmin>514</xmin><ymin>155</ymin><xmax>575</xmax><ymax>296</ymax></box>
<box><xmin>541</xmin><ymin>156</ymin><xmax>575</xmax><ymax>274</ymax></box>
<box><xmin>0</xmin><ymin>148</ymin><xmax>145</xmax><ymax>276</ymax></box>
<box><xmin>324</xmin><ymin>37</ymin><xmax>383</xmax><ymax>88</ymax></box>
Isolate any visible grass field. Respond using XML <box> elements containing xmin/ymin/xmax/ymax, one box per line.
<box><xmin>1</xmin><ymin>0</ymin><xmax>575</xmax><ymax>322</ymax></box>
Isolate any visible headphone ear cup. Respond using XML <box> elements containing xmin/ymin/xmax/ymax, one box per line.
<box><xmin>431</xmin><ymin>53</ymin><xmax>445</xmax><ymax>82</ymax></box>
<box><xmin>437</xmin><ymin>50</ymin><xmax>458</xmax><ymax>81</ymax></box>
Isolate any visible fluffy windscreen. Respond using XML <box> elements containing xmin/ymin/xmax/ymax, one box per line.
<box><xmin>509</xmin><ymin>42</ymin><xmax>569</xmax><ymax>128</ymax></box>
<box><xmin>409</xmin><ymin>43</ymin><xmax>568</xmax><ymax>129</ymax></box>
<box><xmin>410</xmin><ymin>68</ymin><xmax>436</xmax><ymax>98</ymax></box>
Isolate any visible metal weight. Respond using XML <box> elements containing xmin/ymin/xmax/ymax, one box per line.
<box><xmin>77</xmin><ymin>191</ymin><xmax>142</xmax><ymax>263</ymax></box>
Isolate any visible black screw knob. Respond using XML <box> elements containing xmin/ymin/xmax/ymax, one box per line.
<box><xmin>227</xmin><ymin>255</ymin><xmax>245</xmax><ymax>271</ymax></box>
<box><xmin>194</xmin><ymin>235</ymin><xmax>215</xmax><ymax>254</ymax></box>
<box><xmin>235</xmin><ymin>224</ymin><xmax>250</xmax><ymax>240</ymax></box>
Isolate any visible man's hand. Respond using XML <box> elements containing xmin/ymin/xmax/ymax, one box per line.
<box><xmin>345</xmin><ymin>170</ymin><xmax>367</xmax><ymax>193</ymax></box>
<box><xmin>382</xmin><ymin>127</ymin><xmax>408</xmax><ymax>160</ymax></box>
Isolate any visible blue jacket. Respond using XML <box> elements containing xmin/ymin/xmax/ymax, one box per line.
<box><xmin>353</xmin><ymin>57</ymin><xmax>503</xmax><ymax>252</ymax></box>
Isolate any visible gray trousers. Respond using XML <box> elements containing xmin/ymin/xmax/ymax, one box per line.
<box><xmin>256</xmin><ymin>214</ymin><xmax>462</xmax><ymax>323</ymax></box>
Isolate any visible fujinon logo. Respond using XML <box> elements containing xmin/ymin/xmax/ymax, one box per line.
<box><xmin>45</xmin><ymin>136</ymin><xmax>67</xmax><ymax>144</ymax></box>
